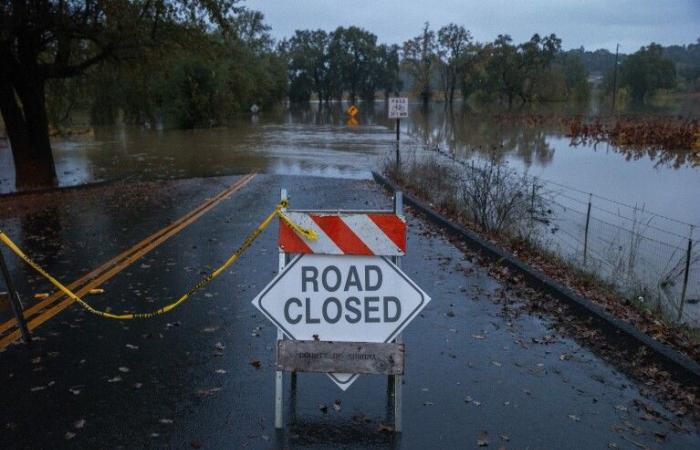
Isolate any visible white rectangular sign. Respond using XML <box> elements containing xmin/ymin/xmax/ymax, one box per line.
<box><xmin>251</xmin><ymin>254</ymin><xmax>430</xmax><ymax>390</ymax></box>
<box><xmin>388</xmin><ymin>97</ymin><xmax>409</xmax><ymax>119</ymax></box>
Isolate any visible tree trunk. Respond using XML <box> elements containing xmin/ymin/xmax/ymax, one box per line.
<box><xmin>0</xmin><ymin>74</ymin><xmax>57</xmax><ymax>189</ymax></box>
<box><xmin>421</xmin><ymin>90</ymin><xmax>430</xmax><ymax>106</ymax></box>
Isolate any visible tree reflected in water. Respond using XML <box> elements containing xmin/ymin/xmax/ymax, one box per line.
<box><xmin>405</xmin><ymin>104</ymin><xmax>558</xmax><ymax>168</ymax></box>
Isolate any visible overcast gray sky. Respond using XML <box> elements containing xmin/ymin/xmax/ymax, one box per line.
<box><xmin>248</xmin><ymin>0</ymin><xmax>699</xmax><ymax>52</ymax></box>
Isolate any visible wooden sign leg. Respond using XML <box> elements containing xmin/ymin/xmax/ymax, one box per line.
<box><xmin>290</xmin><ymin>370</ymin><xmax>298</xmax><ymax>424</ymax></box>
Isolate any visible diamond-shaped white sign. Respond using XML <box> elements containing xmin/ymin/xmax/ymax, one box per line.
<box><xmin>251</xmin><ymin>254</ymin><xmax>430</xmax><ymax>390</ymax></box>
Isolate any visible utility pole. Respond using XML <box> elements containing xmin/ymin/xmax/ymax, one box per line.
<box><xmin>611</xmin><ymin>43</ymin><xmax>619</xmax><ymax>113</ymax></box>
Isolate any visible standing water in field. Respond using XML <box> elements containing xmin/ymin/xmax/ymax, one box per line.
<box><xmin>1</xmin><ymin>99</ymin><xmax>699</xmax><ymax>226</ymax></box>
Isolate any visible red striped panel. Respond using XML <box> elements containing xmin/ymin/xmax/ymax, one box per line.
<box><xmin>278</xmin><ymin>221</ymin><xmax>313</xmax><ymax>253</ymax></box>
<box><xmin>278</xmin><ymin>213</ymin><xmax>407</xmax><ymax>255</ymax></box>
<box><xmin>368</xmin><ymin>214</ymin><xmax>406</xmax><ymax>252</ymax></box>
<box><xmin>311</xmin><ymin>215</ymin><xmax>373</xmax><ymax>256</ymax></box>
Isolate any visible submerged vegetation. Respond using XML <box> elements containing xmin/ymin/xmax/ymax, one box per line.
<box><xmin>479</xmin><ymin>113</ymin><xmax>700</xmax><ymax>167</ymax></box>
<box><xmin>564</xmin><ymin>117</ymin><xmax>700</xmax><ymax>152</ymax></box>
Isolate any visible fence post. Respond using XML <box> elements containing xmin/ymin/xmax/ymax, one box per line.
<box><xmin>530</xmin><ymin>178</ymin><xmax>537</xmax><ymax>218</ymax></box>
<box><xmin>394</xmin><ymin>118</ymin><xmax>401</xmax><ymax>172</ymax></box>
<box><xmin>678</xmin><ymin>225</ymin><xmax>694</xmax><ymax>322</ymax></box>
<box><xmin>583</xmin><ymin>194</ymin><xmax>592</xmax><ymax>266</ymax></box>
<box><xmin>0</xmin><ymin>247</ymin><xmax>31</xmax><ymax>343</ymax></box>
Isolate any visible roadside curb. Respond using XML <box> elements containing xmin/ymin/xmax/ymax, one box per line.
<box><xmin>372</xmin><ymin>171</ymin><xmax>700</xmax><ymax>385</ymax></box>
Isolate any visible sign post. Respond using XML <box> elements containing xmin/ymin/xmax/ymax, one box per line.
<box><xmin>252</xmin><ymin>189</ymin><xmax>430</xmax><ymax>432</ymax></box>
<box><xmin>0</xmin><ymin>247</ymin><xmax>30</xmax><ymax>343</ymax></box>
<box><xmin>388</xmin><ymin>97</ymin><xmax>408</xmax><ymax>169</ymax></box>
<box><xmin>274</xmin><ymin>189</ymin><xmax>288</xmax><ymax>430</ymax></box>
<box><xmin>388</xmin><ymin>97</ymin><xmax>408</xmax><ymax>140</ymax></box>
<box><xmin>391</xmin><ymin>191</ymin><xmax>403</xmax><ymax>431</ymax></box>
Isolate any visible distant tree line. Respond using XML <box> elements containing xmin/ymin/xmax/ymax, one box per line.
<box><xmin>279</xmin><ymin>27</ymin><xmax>402</xmax><ymax>104</ymax></box>
<box><xmin>282</xmin><ymin>23</ymin><xmax>587</xmax><ymax>107</ymax></box>
<box><xmin>281</xmin><ymin>23</ymin><xmax>698</xmax><ymax>106</ymax></box>
<box><xmin>1</xmin><ymin>1</ymin><xmax>697</xmax><ymax>190</ymax></box>
<box><xmin>32</xmin><ymin>19</ymin><xmax>700</xmax><ymax>138</ymax></box>
<box><xmin>48</xmin><ymin>9</ymin><xmax>287</xmax><ymax>130</ymax></box>
<box><xmin>564</xmin><ymin>39</ymin><xmax>700</xmax><ymax>101</ymax></box>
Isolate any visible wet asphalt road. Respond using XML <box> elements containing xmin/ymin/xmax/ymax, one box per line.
<box><xmin>0</xmin><ymin>174</ymin><xmax>698</xmax><ymax>449</ymax></box>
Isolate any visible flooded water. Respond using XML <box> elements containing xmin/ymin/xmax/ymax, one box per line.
<box><xmin>1</xmin><ymin>100</ymin><xmax>699</xmax><ymax>228</ymax></box>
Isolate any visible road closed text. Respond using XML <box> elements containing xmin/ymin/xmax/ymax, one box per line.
<box><xmin>283</xmin><ymin>265</ymin><xmax>401</xmax><ymax>324</ymax></box>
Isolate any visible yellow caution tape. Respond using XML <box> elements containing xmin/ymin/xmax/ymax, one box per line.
<box><xmin>278</xmin><ymin>210</ymin><xmax>318</xmax><ymax>241</ymax></box>
<box><xmin>0</xmin><ymin>200</ymin><xmax>316</xmax><ymax>320</ymax></box>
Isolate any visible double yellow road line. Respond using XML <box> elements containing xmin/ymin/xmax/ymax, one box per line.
<box><xmin>0</xmin><ymin>173</ymin><xmax>257</xmax><ymax>350</ymax></box>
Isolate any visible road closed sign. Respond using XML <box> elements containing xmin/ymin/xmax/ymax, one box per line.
<box><xmin>252</xmin><ymin>253</ymin><xmax>430</xmax><ymax>389</ymax></box>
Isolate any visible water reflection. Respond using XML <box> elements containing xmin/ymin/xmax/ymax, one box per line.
<box><xmin>1</xmin><ymin>99</ymin><xmax>699</xmax><ymax>223</ymax></box>
<box><xmin>405</xmin><ymin>106</ymin><xmax>558</xmax><ymax>168</ymax></box>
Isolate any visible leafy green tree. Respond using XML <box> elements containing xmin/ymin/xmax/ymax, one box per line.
<box><xmin>375</xmin><ymin>44</ymin><xmax>403</xmax><ymax>100</ymax></box>
<box><xmin>618</xmin><ymin>43</ymin><xmax>676</xmax><ymax>101</ymax></box>
<box><xmin>484</xmin><ymin>33</ymin><xmax>561</xmax><ymax>106</ymax></box>
<box><xmin>79</xmin><ymin>8</ymin><xmax>283</xmax><ymax>128</ymax></box>
<box><xmin>45</xmin><ymin>76</ymin><xmax>87</xmax><ymax>130</ymax></box>
<box><xmin>218</xmin><ymin>13</ymin><xmax>286</xmax><ymax>111</ymax></box>
<box><xmin>231</xmin><ymin>9</ymin><xmax>274</xmax><ymax>54</ymax></box>
<box><xmin>517</xmin><ymin>33</ymin><xmax>562</xmax><ymax>102</ymax></box>
<box><xmin>485</xmin><ymin>35</ymin><xmax>522</xmax><ymax>106</ymax></box>
<box><xmin>0</xmin><ymin>0</ymin><xmax>241</xmax><ymax>188</ymax></box>
<box><xmin>403</xmin><ymin>23</ymin><xmax>438</xmax><ymax>105</ymax></box>
<box><xmin>437</xmin><ymin>24</ymin><xmax>472</xmax><ymax>104</ymax></box>
<box><xmin>328</xmin><ymin>26</ymin><xmax>378</xmax><ymax>103</ymax></box>
<box><xmin>286</xmin><ymin>30</ymin><xmax>331</xmax><ymax>103</ymax></box>
<box><xmin>557</xmin><ymin>53</ymin><xmax>590</xmax><ymax>102</ymax></box>
<box><xmin>458</xmin><ymin>42</ymin><xmax>489</xmax><ymax>101</ymax></box>
<box><xmin>165</xmin><ymin>57</ymin><xmax>224</xmax><ymax>128</ymax></box>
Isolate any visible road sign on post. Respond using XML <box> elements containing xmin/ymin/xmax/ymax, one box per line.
<box><xmin>388</xmin><ymin>97</ymin><xmax>408</xmax><ymax>120</ymax></box>
<box><xmin>252</xmin><ymin>253</ymin><xmax>429</xmax><ymax>389</ymax></box>
<box><xmin>388</xmin><ymin>97</ymin><xmax>408</xmax><ymax>140</ymax></box>
<box><xmin>251</xmin><ymin>191</ymin><xmax>430</xmax><ymax>431</ymax></box>
<box><xmin>388</xmin><ymin>97</ymin><xmax>408</xmax><ymax>169</ymax></box>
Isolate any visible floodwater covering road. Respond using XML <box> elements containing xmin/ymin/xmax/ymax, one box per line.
<box><xmin>2</xmin><ymin>101</ymin><xmax>699</xmax><ymax>226</ymax></box>
<box><xmin>0</xmin><ymin>174</ymin><xmax>698</xmax><ymax>449</ymax></box>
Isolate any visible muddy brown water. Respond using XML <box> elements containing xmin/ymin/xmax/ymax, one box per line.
<box><xmin>1</xmin><ymin>100</ymin><xmax>699</xmax><ymax>228</ymax></box>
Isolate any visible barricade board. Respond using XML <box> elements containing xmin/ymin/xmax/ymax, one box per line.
<box><xmin>251</xmin><ymin>253</ymin><xmax>429</xmax><ymax>389</ymax></box>
<box><xmin>279</xmin><ymin>212</ymin><xmax>406</xmax><ymax>256</ymax></box>
<box><xmin>277</xmin><ymin>340</ymin><xmax>405</xmax><ymax>375</ymax></box>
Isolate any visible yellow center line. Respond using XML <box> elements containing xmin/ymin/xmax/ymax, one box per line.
<box><xmin>0</xmin><ymin>173</ymin><xmax>255</xmax><ymax>336</ymax></box>
<box><xmin>0</xmin><ymin>174</ymin><xmax>257</xmax><ymax>349</ymax></box>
